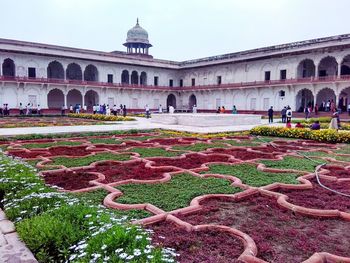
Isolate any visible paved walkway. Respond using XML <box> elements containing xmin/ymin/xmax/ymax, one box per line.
<box><xmin>0</xmin><ymin>117</ymin><xmax>281</xmax><ymax>136</ymax></box>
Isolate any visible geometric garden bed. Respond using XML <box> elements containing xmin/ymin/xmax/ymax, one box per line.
<box><xmin>1</xmin><ymin>130</ymin><xmax>350</xmax><ymax>262</ymax></box>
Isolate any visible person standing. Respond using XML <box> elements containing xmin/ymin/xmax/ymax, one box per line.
<box><xmin>123</xmin><ymin>105</ymin><xmax>127</xmax><ymax>117</ymax></box>
<box><xmin>19</xmin><ymin>103</ymin><xmax>24</xmax><ymax>115</ymax></box>
<box><xmin>286</xmin><ymin>107</ymin><xmax>292</xmax><ymax>123</ymax></box>
<box><xmin>232</xmin><ymin>105</ymin><xmax>237</xmax><ymax>114</ymax></box>
<box><xmin>159</xmin><ymin>104</ymin><xmax>163</xmax><ymax>113</ymax></box>
<box><xmin>112</xmin><ymin>105</ymin><xmax>118</xmax><ymax>116</ymax></box>
<box><xmin>268</xmin><ymin>106</ymin><xmax>274</xmax><ymax>123</ymax></box>
<box><xmin>314</xmin><ymin>104</ymin><xmax>318</xmax><ymax>115</ymax></box>
<box><xmin>304</xmin><ymin>106</ymin><xmax>309</xmax><ymax>120</ymax></box>
<box><xmin>347</xmin><ymin>103</ymin><xmax>350</xmax><ymax>116</ymax></box>
<box><xmin>192</xmin><ymin>104</ymin><xmax>197</xmax><ymax>113</ymax></box>
<box><xmin>281</xmin><ymin>107</ymin><xmax>287</xmax><ymax>123</ymax></box>
<box><xmin>145</xmin><ymin>104</ymin><xmax>150</xmax><ymax>118</ymax></box>
<box><xmin>61</xmin><ymin>105</ymin><xmax>66</xmax><ymax>116</ymax></box>
<box><xmin>37</xmin><ymin>104</ymin><xmax>41</xmax><ymax>115</ymax></box>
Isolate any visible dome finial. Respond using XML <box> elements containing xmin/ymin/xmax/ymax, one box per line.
<box><xmin>136</xmin><ymin>18</ymin><xmax>139</xmax><ymax>26</ymax></box>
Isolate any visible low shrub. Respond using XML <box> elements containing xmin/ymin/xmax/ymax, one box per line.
<box><xmin>0</xmin><ymin>154</ymin><xmax>175</xmax><ymax>262</ymax></box>
<box><xmin>68</xmin><ymin>113</ymin><xmax>135</xmax><ymax>122</ymax></box>
<box><xmin>250</xmin><ymin>126</ymin><xmax>350</xmax><ymax>143</ymax></box>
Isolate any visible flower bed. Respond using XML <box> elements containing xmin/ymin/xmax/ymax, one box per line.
<box><xmin>42</xmin><ymin>170</ymin><xmax>99</xmax><ymax>190</ymax></box>
<box><xmin>250</xmin><ymin>126</ymin><xmax>350</xmax><ymax>143</ymax></box>
<box><xmin>177</xmin><ymin>195</ymin><xmax>350</xmax><ymax>262</ymax></box>
<box><xmin>323</xmin><ymin>165</ymin><xmax>350</xmax><ymax>178</ymax></box>
<box><xmin>276</xmin><ymin>178</ymin><xmax>350</xmax><ymax>212</ymax></box>
<box><xmin>68</xmin><ymin>113</ymin><xmax>135</xmax><ymax>121</ymax></box>
<box><xmin>149</xmin><ymin>221</ymin><xmax>244</xmax><ymax>263</ymax></box>
<box><xmin>209</xmin><ymin>148</ymin><xmax>278</xmax><ymax>160</ymax></box>
<box><xmin>0</xmin><ymin>154</ymin><xmax>174</xmax><ymax>262</ymax></box>
<box><xmin>148</xmin><ymin>153</ymin><xmax>234</xmax><ymax>169</ymax></box>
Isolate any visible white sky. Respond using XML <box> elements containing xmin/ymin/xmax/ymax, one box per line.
<box><xmin>1</xmin><ymin>0</ymin><xmax>349</xmax><ymax>61</ymax></box>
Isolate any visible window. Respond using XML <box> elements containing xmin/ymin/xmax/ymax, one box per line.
<box><xmin>179</xmin><ymin>79</ymin><xmax>183</xmax><ymax>87</ymax></box>
<box><xmin>154</xmin><ymin>76</ymin><xmax>159</xmax><ymax>86</ymax></box>
<box><xmin>28</xmin><ymin>67</ymin><xmax>36</xmax><ymax>78</ymax></box>
<box><xmin>263</xmin><ymin>98</ymin><xmax>269</xmax><ymax>109</ymax></box>
<box><xmin>153</xmin><ymin>98</ymin><xmax>159</xmax><ymax>108</ymax></box>
<box><xmin>279</xmin><ymin>90</ymin><xmax>285</xmax><ymax>97</ymax></box>
<box><xmin>280</xmin><ymin>69</ymin><xmax>287</xmax><ymax>80</ymax></box>
<box><xmin>191</xmin><ymin>78</ymin><xmax>195</xmax><ymax>86</ymax></box>
<box><xmin>169</xmin><ymin>79</ymin><xmax>173</xmax><ymax>87</ymax></box>
<box><xmin>264</xmin><ymin>71</ymin><xmax>271</xmax><ymax>81</ymax></box>
<box><xmin>217</xmin><ymin>76</ymin><xmax>222</xmax><ymax>85</ymax></box>
<box><xmin>108</xmin><ymin>97</ymin><xmax>114</xmax><ymax>106</ymax></box>
<box><xmin>28</xmin><ymin>95</ymin><xmax>37</xmax><ymax>107</ymax></box>
<box><xmin>215</xmin><ymin>98</ymin><xmax>221</xmax><ymax>108</ymax></box>
<box><xmin>107</xmin><ymin>74</ymin><xmax>113</xmax><ymax>83</ymax></box>
<box><xmin>319</xmin><ymin>70</ymin><xmax>327</xmax><ymax>77</ymax></box>
<box><xmin>250</xmin><ymin>98</ymin><xmax>257</xmax><ymax>110</ymax></box>
<box><xmin>132</xmin><ymin>98</ymin><xmax>138</xmax><ymax>108</ymax></box>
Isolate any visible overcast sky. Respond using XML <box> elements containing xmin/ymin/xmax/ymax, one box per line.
<box><xmin>1</xmin><ymin>0</ymin><xmax>349</xmax><ymax>61</ymax></box>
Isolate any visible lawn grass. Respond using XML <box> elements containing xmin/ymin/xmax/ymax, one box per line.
<box><xmin>129</xmin><ymin>147</ymin><xmax>184</xmax><ymax>157</ymax></box>
<box><xmin>49</xmin><ymin>152</ymin><xmax>131</xmax><ymax>168</ymax></box>
<box><xmin>22</xmin><ymin>141</ymin><xmax>82</xmax><ymax>149</ymax></box>
<box><xmin>301</xmin><ymin>151</ymin><xmax>330</xmax><ymax>157</ymax></box>
<box><xmin>122</xmin><ymin>135</ymin><xmax>160</xmax><ymax>141</ymax></box>
<box><xmin>116</xmin><ymin>173</ymin><xmax>239</xmax><ymax>211</ymax></box>
<box><xmin>335</xmin><ymin>145</ymin><xmax>350</xmax><ymax>154</ymax></box>
<box><xmin>172</xmin><ymin>142</ymin><xmax>227</xmax><ymax>152</ymax></box>
<box><xmin>260</xmin><ymin>156</ymin><xmax>323</xmax><ymax>172</ymax></box>
<box><xmin>202</xmin><ymin>163</ymin><xmax>299</xmax><ymax>187</ymax></box>
<box><xmin>73</xmin><ymin>190</ymin><xmax>152</xmax><ymax>219</ymax></box>
<box><xmin>335</xmin><ymin>155</ymin><xmax>350</xmax><ymax>162</ymax></box>
<box><xmin>88</xmin><ymin>138</ymin><xmax>123</xmax><ymax>144</ymax></box>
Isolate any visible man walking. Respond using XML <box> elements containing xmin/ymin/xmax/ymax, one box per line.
<box><xmin>268</xmin><ymin>106</ymin><xmax>274</xmax><ymax>123</ymax></box>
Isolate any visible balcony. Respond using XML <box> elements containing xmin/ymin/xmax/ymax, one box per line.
<box><xmin>1</xmin><ymin>75</ymin><xmax>350</xmax><ymax>91</ymax></box>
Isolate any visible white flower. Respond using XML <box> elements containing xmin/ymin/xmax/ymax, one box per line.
<box><xmin>119</xmin><ymin>253</ymin><xmax>128</xmax><ymax>259</ymax></box>
<box><xmin>126</xmin><ymin>255</ymin><xmax>134</xmax><ymax>260</ymax></box>
<box><xmin>115</xmin><ymin>248</ymin><xmax>123</xmax><ymax>253</ymax></box>
<box><xmin>147</xmin><ymin>255</ymin><xmax>154</xmax><ymax>259</ymax></box>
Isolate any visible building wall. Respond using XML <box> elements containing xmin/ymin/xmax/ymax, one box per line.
<box><xmin>1</xmin><ymin>46</ymin><xmax>350</xmax><ymax>112</ymax></box>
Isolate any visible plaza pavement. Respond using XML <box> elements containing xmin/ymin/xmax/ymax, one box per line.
<box><xmin>0</xmin><ymin>116</ymin><xmax>283</xmax><ymax>136</ymax></box>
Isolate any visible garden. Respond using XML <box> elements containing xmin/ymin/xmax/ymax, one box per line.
<box><xmin>0</xmin><ymin>129</ymin><xmax>349</xmax><ymax>262</ymax></box>
<box><xmin>0</xmin><ymin>115</ymin><xmax>134</xmax><ymax>128</ymax></box>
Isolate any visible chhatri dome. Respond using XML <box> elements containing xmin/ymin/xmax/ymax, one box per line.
<box><xmin>124</xmin><ymin>18</ymin><xmax>152</xmax><ymax>57</ymax></box>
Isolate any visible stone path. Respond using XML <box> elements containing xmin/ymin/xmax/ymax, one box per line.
<box><xmin>0</xmin><ymin>210</ymin><xmax>37</xmax><ymax>263</ymax></box>
<box><xmin>0</xmin><ymin>116</ymin><xmax>279</xmax><ymax>136</ymax></box>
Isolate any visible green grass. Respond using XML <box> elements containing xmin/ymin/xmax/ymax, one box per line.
<box><xmin>213</xmin><ymin>139</ymin><xmax>261</xmax><ymax>147</ymax></box>
<box><xmin>117</xmin><ymin>173</ymin><xmax>239</xmax><ymax>211</ymax></box>
<box><xmin>129</xmin><ymin>147</ymin><xmax>184</xmax><ymax>157</ymax></box>
<box><xmin>73</xmin><ymin>190</ymin><xmax>152</xmax><ymax>219</ymax></box>
<box><xmin>22</xmin><ymin>141</ymin><xmax>82</xmax><ymax>149</ymax></box>
<box><xmin>88</xmin><ymin>138</ymin><xmax>123</xmax><ymax>144</ymax></box>
<box><xmin>202</xmin><ymin>163</ymin><xmax>299</xmax><ymax>187</ymax></box>
<box><xmin>301</xmin><ymin>151</ymin><xmax>330</xmax><ymax>157</ymax></box>
<box><xmin>49</xmin><ymin>152</ymin><xmax>131</xmax><ymax>168</ymax></box>
<box><xmin>335</xmin><ymin>155</ymin><xmax>350</xmax><ymax>162</ymax></box>
<box><xmin>172</xmin><ymin>142</ymin><xmax>227</xmax><ymax>152</ymax></box>
<box><xmin>260</xmin><ymin>156</ymin><xmax>323</xmax><ymax>172</ymax></box>
<box><xmin>0</xmin><ymin>154</ymin><xmax>170</xmax><ymax>262</ymax></box>
<box><xmin>335</xmin><ymin>145</ymin><xmax>350</xmax><ymax>154</ymax></box>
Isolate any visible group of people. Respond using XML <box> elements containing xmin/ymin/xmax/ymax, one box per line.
<box><xmin>0</xmin><ymin>104</ymin><xmax>10</xmax><ymax>116</ymax></box>
<box><xmin>64</xmin><ymin>103</ymin><xmax>128</xmax><ymax>117</ymax></box>
<box><xmin>268</xmin><ymin>106</ymin><xmax>293</xmax><ymax>124</ymax></box>
<box><xmin>19</xmin><ymin>103</ymin><xmax>41</xmax><ymax>115</ymax></box>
